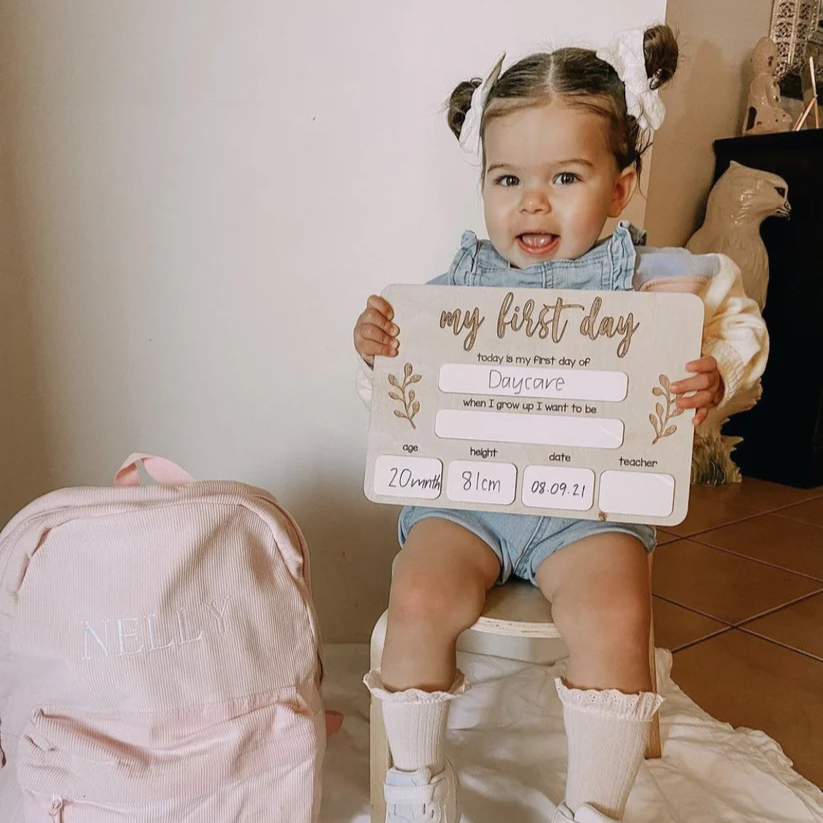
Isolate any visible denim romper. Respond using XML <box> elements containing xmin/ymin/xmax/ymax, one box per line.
<box><xmin>397</xmin><ymin>221</ymin><xmax>656</xmax><ymax>585</ymax></box>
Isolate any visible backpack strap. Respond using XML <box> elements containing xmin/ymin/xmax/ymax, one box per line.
<box><xmin>114</xmin><ymin>454</ymin><xmax>196</xmax><ymax>487</ymax></box>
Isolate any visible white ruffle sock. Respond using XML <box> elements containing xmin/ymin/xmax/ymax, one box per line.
<box><xmin>553</xmin><ymin>678</ymin><xmax>664</xmax><ymax>822</ymax></box>
<box><xmin>364</xmin><ymin>669</ymin><xmax>469</xmax><ymax>773</ymax></box>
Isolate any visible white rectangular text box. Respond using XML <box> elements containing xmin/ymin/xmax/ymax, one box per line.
<box><xmin>446</xmin><ymin>460</ymin><xmax>517</xmax><ymax>505</ymax></box>
<box><xmin>439</xmin><ymin>363</ymin><xmax>628</xmax><ymax>402</ymax></box>
<box><xmin>522</xmin><ymin>466</ymin><xmax>595</xmax><ymax>511</ymax></box>
<box><xmin>435</xmin><ymin>410</ymin><xmax>624</xmax><ymax>449</ymax></box>
<box><xmin>374</xmin><ymin>455</ymin><xmax>443</xmax><ymax>499</ymax></box>
<box><xmin>598</xmin><ymin>470</ymin><xmax>674</xmax><ymax>517</ymax></box>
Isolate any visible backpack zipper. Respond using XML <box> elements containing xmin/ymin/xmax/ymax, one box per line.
<box><xmin>49</xmin><ymin>796</ymin><xmax>64</xmax><ymax>822</ymax></box>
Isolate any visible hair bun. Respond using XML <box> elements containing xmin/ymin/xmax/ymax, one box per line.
<box><xmin>447</xmin><ymin>79</ymin><xmax>482</xmax><ymax>140</ymax></box>
<box><xmin>643</xmin><ymin>24</ymin><xmax>679</xmax><ymax>90</ymax></box>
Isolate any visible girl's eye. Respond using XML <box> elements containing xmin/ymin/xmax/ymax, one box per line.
<box><xmin>496</xmin><ymin>174</ymin><xmax>520</xmax><ymax>187</ymax></box>
<box><xmin>554</xmin><ymin>172</ymin><xmax>579</xmax><ymax>186</ymax></box>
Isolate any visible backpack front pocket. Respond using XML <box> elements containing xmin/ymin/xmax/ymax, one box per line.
<box><xmin>17</xmin><ymin>688</ymin><xmax>325</xmax><ymax>822</ymax></box>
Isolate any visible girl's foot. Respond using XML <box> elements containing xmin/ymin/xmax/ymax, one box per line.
<box><xmin>553</xmin><ymin>802</ymin><xmax>618</xmax><ymax>823</ymax></box>
<box><xmin>383</xmin><ymin>760</ymin><xmax>460</xmax><ymax>822</ymax></box>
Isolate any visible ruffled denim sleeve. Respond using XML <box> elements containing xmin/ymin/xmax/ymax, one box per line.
<box><xmin>610</xmin><ymin>221</ymin><xmax>641</xmax><ymax>291</ymax></box>
<box><xmin>634</xmin><ymin>245</ymin><xmax>722</xmax><ymax>289</ymax></box>
<box><xmin>426</xmin><ymin>230</ymin><xmax>480</xmax><ymax>286</ymax></box>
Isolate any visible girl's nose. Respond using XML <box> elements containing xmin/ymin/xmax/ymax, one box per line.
<box><xmin>520</xmin><ymin>188</ymin><xmax>551</xmax><ymax>214</ymax></box>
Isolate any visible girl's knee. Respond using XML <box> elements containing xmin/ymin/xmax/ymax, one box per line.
<box><xmin>388</xmin><ymin>564</ymin><xmax>486</xmax><ymax>635</ymax></box>
<box><xmin>595</xmin><ymin>592</ymin><xmax>650</xmax><ymax>644</ymax></box>
<box><xmin>556</xmin><ymin>585</ymin><xmax>651</xmax><ymax>655</ymax></box>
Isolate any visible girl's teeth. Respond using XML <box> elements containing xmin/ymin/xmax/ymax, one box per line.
<box><xmin>520</xmin><ymin>233</ymin><xmax>555</xmax><ymax>248</ymax></box>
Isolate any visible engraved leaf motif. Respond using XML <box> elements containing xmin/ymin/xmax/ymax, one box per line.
<box><xmin>651</xmin><ymin>373</ymin><xmax>680</xmax><ymax>444</ymax></box>
<box><xmin>387</xmin><ymin>363</ymin><xmax>421</xmax><ymax>429</ymax></box>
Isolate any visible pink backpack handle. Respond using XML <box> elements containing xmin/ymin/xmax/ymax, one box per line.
<box><xmin>115</xmin><ymin>453</ymin><xmax>196</xmax><ymax>487</ymax></box>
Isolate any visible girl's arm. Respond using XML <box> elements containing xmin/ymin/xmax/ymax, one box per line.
<box><xmin>354</xmin><ymin>232</ymin><xmax>482</xmax><ymax>409</ymax></box>
<box><xmin>634</xmin><ymin>247</ymin><xmax>769</xmax><ymax>411</ymax></box>
<box><xmin>696</xmin><ymin>255</ymin><xmax>769</xmax><ymax>410</ymax></box>
<box><xmin>353</xmin><ymin>294</ymin><xmax>398</xmax><ymax>409</ymax></box>
<box><xmin>356</xmin><ymin>356</ymin><xmax>374</xmax><ymax>408</ymax></box>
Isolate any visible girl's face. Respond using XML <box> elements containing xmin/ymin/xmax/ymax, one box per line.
<box><xmin>481</xmin><ymin>99</ymin><xmax>637</xmax><ymax>268</ymax></box>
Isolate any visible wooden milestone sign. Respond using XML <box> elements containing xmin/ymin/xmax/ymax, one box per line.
<box><xmin>364</xmin><ymin>285</ymin><xmax>704</xmax><ymax>526</ymax></box>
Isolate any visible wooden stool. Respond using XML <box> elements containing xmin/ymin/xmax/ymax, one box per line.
<box><xmin>368</xmin><ymin>556</ymin><xmax>660</xmax><ymax>823</ymax></box>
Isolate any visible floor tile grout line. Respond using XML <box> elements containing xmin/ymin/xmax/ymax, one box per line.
<box><xmin>661</xmin><ymin>510</ymin><xmax>764</xmax><ymax>539</ymax></box>
<box><xmin>651</xmin><ymin>589</ymin><xmax>823</xmax><ymax>628</ymax></box>
<box><xmin>741</xmin><ymin>497</ymin><xmax>823</xmax><ymax>515</ymax></box>
<box><xmin>736</xmin><ymin>626</ymin><xmax>823</xmax><ymax>665</ymax></box>
<box><xmin>670</xmin><ymin>627</ymin><xmax>733</xmax><ymax>654</ymax></box>
<box><xmin>652</xmin><ymin>594</ymin><xmax>735</xmax><ymax>626</ymax></box>
<box><xmin>682</xmin><ymin>537</ymin><xmax>823</xmax><ymax>585</ymax></box>
<box><xmin>662</xmin><ymin>492</ymin><xmax>823</xmax><ymax>539</ymax></box>
<box><xmin>706</xmin><ymin>499</ymin><xmax>823</xmax><ymax>525</ymax></box>
<box><xmin>709</xmin><ymin>487</ymin><xmax>823</xmax><ymax>510</ymax></box>
<box><xmin>669</xmin><ymin>624</ymin><xmax>823</xmax><ymax>663</ymax></box>
<box><xmin>734</xmin><ymin>590</ymin><xmax>823</xmax><ymax>628</ymax></box>
<box><xmin>772</xmin><ymin>510</ymin><xmax>823</xmax><ymax>528</ymax></box>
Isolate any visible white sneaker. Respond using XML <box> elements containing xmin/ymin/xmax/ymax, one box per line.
<box><xmin>552</xmin><ymin>802</ymin><xmax>618</xmax><ymax>823</ymax></box>
<box><xmin>383</xmin><ymin>760</ymin><xmax>460</xmax><ymax>822</ymax></box>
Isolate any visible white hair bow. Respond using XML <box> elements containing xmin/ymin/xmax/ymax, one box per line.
<box><xmin>459</xmin><ymin>52</ymin><xmax>505</xmax><ymax>160</ymax></box>
<box><xmin>597</xmin><ymin>29</ymin><xmax>666</xmax><ymax>132</ymax></box>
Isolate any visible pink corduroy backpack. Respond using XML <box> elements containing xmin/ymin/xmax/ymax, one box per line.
<box><xmin>0</xmin><ymin>454</ymin><xmax>333</xmax><ymax>822</ymax></box>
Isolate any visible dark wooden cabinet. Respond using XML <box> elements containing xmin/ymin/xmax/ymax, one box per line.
<box><xmin>713</xmin><ymin>131</ymin><xmax>823</xmax><ymax>488</ymax></box>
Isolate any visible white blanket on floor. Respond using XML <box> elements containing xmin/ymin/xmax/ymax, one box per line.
<box><xmin>321</xmin><ymin>644</ymin><xmax>823</xmax><ymax>823</ymax></box>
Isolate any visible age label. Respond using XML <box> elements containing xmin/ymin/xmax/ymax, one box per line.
<box><xmin>373</xmin><ymin>455</ymin><xmax>442</xmax><ymax>499</ymax></box>
<box><xmin>364</xmin><ymin>285</ymin><xmax>704</xmax><ymax>526</ymax></box>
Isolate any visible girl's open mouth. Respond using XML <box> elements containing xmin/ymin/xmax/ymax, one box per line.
<box><xmin>517</xmin><ymin>233</ymin><xmax>560</xmax><ymax>255</ymax></box>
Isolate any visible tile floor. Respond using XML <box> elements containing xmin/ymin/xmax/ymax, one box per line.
<box><xmin>653</xmin><ymin>476</ymin><xmax>823</xmax><ymax>788</ymax></box>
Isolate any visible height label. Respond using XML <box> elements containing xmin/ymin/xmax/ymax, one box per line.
<box><xmin>364</xmin><ymin>285</ymin><xmax>704</xmax><ymax>526</ymax></box>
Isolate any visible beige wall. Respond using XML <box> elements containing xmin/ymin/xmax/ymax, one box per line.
<box><xmin>0</xmin><ymin>0</ymin><xmax>667</xmax><ymax>642</ymax></box>
<box><xmin>645</xmin><ymin>0</ymin><xmax>775</xmax><ymax>247</ymax></box>
<box><xmin>0</xmin><ymin>129</ymin><xmax>50</xmax><ymax>525</ymax></box>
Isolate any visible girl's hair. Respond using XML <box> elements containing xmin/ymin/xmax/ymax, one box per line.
<box><xmin>446</xmin><ymin>24</ymin><xmax>679</xmax><ymax>176</ymax></box>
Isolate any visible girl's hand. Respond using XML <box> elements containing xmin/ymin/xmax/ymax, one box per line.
<box><xmin>353</xmin><ymin>295</ymin><xmax>400</xmax><ymax>365</ymax></box>
<box><xmin>670</xmin><ymin>356</ymin><xmax>724</xmax><ymax>427</ymax></box>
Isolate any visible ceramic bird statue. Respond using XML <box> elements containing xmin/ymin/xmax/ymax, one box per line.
<box><xmin>687</xmin><ymin>161</ymin><xmax>790</xmax><ymax>310</ymax></box>
<box><xmin>742</xmin><ymin>37</ymin><xmax>794</xmax><ymax>136</ymax></box>
<box><xmin>686</xmin><ymin>161</ymin><xmax>789</xmax><ymax>484</ymax></box>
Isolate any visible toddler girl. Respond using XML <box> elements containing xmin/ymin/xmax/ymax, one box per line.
<box><xmin>352</xmin><ymin>24</ymin><xmax>768</xmax><ymax>823</ymax></box>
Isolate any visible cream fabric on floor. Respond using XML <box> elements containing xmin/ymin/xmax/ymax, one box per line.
<box><xmin>320</xmin><ymin>644</ymin><xmax>823</xmax><ymax>823</ymax></box>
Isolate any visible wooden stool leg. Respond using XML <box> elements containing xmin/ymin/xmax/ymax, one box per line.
<box><xmin>370</xmin><ymin>612</ymin><xmax>391</xmax><ymax>821</ymax></box>
<box><xmin>645</xmin><ymin>552</ymin><xmax>662</xmax><ymax>759</ymax></box>
<box><xmin>370</xmin><ymin>694</ymin><xmax>390</xmax><ymax>822</ymax></box>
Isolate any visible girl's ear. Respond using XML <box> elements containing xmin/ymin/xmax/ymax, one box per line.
<box><xmin>608</xmin><ymin>165</ymin><xmax>638</xmax><ymax>218</ymax></box>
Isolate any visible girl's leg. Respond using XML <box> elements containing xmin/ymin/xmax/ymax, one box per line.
<box><xmin>366</xmin><ymin>517</ymin><xmax>500</xmax><ymax>775</ymax></box>
<box><xmin>535</xmin><ymin>533</ymin><xmax>661</xmax><ymax>823</ymax></box>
